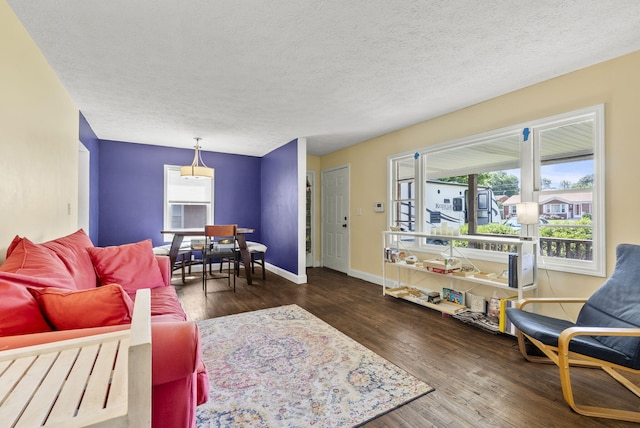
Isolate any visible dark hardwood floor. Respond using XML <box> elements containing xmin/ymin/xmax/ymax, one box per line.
<box><xmin>174</xmin><ymin>268</ymin><xmax>639</xmax><ymax>428</ymax></box>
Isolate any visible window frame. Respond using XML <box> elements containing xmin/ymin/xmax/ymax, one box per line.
<box><xmin>163</xmin><ymin>165</ymin><xmax>214</xmax><ymax>242</ymax></box>
<box><xmin>387</xmin><ymin>104</ymin><xmax>605</xmax><ymax>277</ymax></box>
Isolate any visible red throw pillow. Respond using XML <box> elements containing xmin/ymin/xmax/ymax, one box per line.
<box><xmin>0</xmin><ymin>280</ymin><xmax>52</xmax><ymax>336</ymax></box>
<box><xmin>29</xmin><ymin>284</ymin><xmax>134</xmax><ymax>330</ymax></box>
<box><xmin>87</xmin><ymin>239</ymin><xmax>165</xmax><ymax>293</ymax></box>
<box><xmin>0</xmin><ymin>238</ymin><xmax>76</xmax><ymax>289</ymax></box>
<box><xmin>6</xmin><ymin>235</ymin><xmax>22</xmax><ymax>258</ymax></box>
<box><xmin>40</xmin><ymin>229</ymin><xmax>97</xmax><ymax>290</ymax></box>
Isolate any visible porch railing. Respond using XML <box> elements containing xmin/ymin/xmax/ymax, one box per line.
<box><xmin>539</xmin><ymin>237</ymin><xmax>592</xmax><ymax>260</ymax></box>
<box><xmin>465</xmin><ymin>237</ymin><xmax>593</xmax><ymax>261</ymax></box>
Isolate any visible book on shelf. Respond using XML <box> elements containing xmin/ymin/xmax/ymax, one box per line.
<box><xmin>508</xmin><ymin>253</ymin><xmax>535</xmax><ymax>288</ymax></box>
<box><xmin>454</xmin><ymin>295</ymin><xmax>517</xmax><ymax>335</ymax></box>
<box><xmin>487</xmin><ymin>296</ymin><xmax>500</xmax><ymax>319</ymax></box>
<box><xmin>498</xmin><ymin>296</ymin><xmax>518</xmax><ymax>334</ymax></box>
<box><xmin>442</xmin><ymin>287</ymin><xmax>464</xmax><ymax>305</ymax></box>
<box><xmin>466</xmin><ymin>292</ymin><xmax>486</xmax><ymax>313</ymax></box>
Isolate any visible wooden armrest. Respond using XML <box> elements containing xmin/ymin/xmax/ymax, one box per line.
<box><xmin>0</xmin><ymin>289</ymin><xmax>152</xmax><ymax>427</ymax></box>
<box><xmin>560</xmin><ymin>326</ymin><xmax>640</xmax><ymax>342</ymax></box>
<box><xmin>126</xmin><ymin>288</ymin><xmax>152</xmax><ymax>427</ymax></box>
<box><xmin>516</xmin><ymin>297</ymin><xmax>588</xmax><ymax>309</ymax></box>
<box><xmin>130</xmin><ymin>288</ymin><xmax>152</xmax><ymax>348</ymax></box>
<box><xmin>558</xmin><ymin>326</ymin><xmax>640</xmax><ymax>362</ymax></box>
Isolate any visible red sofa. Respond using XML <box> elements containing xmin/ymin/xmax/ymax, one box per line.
<box><xmin>0</xmin><ymin>230</ymin><xmax>209</xmax><ymax>428</ymax></box>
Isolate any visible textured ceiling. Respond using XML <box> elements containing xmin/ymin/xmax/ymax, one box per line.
<box><xmin>7</xmin><ymin>1</ymin><xmax>640</xmax><ymax>156</ymax></box>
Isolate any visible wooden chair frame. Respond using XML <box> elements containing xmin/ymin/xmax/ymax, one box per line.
<box><xmin>0</xmin><ymin>289</ymin><xmax>152</xmax><ymax>427</ymax></box>
<box><xmin>234</xmin><ymin>241</ymin><xmax>267</xmax><ymax>280</ymax></box>
<box><xmin>515</xmin><ymin>297</ymin><xmax>640</xmax><ymax>423</ymax></box>
<box><xmin>202</xmin><ymin>224</ymin><xmax>237</xmax><ymax>293</ymax></box>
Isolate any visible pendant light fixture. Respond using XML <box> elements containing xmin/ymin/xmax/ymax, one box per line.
<box><xmin>180</xmin><ymin>137</ymin><xmax>214</xmax><ymax>179</ymax></box>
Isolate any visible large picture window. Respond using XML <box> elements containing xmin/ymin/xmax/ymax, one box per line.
<box><xmin>388</xmin><ymin>105</ymin><xmax>605</xmax><ymax>276</ymax></box>
<box><xmin>163</xmin><ymin>165</ymin><xmax>213</xmax><ymax>240</ymax></box>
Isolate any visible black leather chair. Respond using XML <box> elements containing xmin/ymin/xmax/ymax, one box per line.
<box><xmin>507</xmin><ymin>243</ymin><xmax>640</xmax><ymax>422</ymax></box>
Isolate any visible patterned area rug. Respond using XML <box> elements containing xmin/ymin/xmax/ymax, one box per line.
<box><xmin>196</xmin><ymin>304</ymin><xmax>434</xmax><ymax>427</ymax></box>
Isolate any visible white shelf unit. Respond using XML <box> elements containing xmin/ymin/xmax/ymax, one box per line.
<box><xmin>382</xmin><ymin>231</ymin><xmax>537</xmax><ymax>320</ymax></box>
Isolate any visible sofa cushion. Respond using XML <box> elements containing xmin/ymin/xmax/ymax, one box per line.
<box><xmin>87</xmin><ymin>239</ymin><xmax>166</xmax><ymax>293</ymax></box>
<box><xmin>131</xmin><ymin>286</ymin><xmax>187</xmax><ymax>322</ymax></box>
<box><xmin>0</xmin><ymin>238</ymin><xmax>76</xmax><ymax>289</ymax></box>
<box><xmin>40</xmin><ymin>229</ymin><xmax>97</xmax><ymax>290</ymax></box>
<box><xmin>6</xmin><ymin>235</ymin><xmax>22</xmax><ymax>258</ymax></box>
<box><xmin>29</xmin><ymin>284</ymin><xmax>134</xmax><ymax>330</ymax></box>
<box><xmin>0</xmin><ymin>279</ymin><xmax>52</xmax><ymax>336</ymax></box>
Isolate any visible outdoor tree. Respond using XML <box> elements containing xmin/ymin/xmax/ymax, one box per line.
<box><xmin>439</xmin><ymin>172</ymin><xmax>519</xmax><ymax>196</ymax></box>
<box><xmin>560</xmin><ymin>180</ymin><xmax>572</xmax><ymax>189</ymax></box>
<box><xmin>487</xmin><ymin>171</ymin><xmax>520</xmax><ymax>196</ymax></box>
<box><xmin>573</xmin><ymin>174</ymin><xmax>594</xmax><ymax>189</ymax></box>
<box><xmin>438</xmin><ymin>174</ymin><xmax>489</xmax><ymax>185</ymax></box>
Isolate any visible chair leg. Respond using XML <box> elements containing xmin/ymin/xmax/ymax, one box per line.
<box><xmin>250</xmin><ymin>251</ymin><xmax>266</xmax><ymax>280</ymax></box>
<box><xmin>260</xmin><ymin>252</ymin><xmax>266</xmax><ymax>280</ymax></box>
<box><xmin>180</xmin><ymin>255</ymin><xmax>186</xmax><ymax>283</ymax></box>
<box><xmin>202</xmin><ymin>257</ymin><xmax>207</xmax><ymax>293</ymax></box>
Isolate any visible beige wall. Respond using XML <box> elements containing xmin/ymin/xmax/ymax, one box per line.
<box><xmin>319</xmin><ymin>50</ymin><xmax>640</xmax><ymax>310</ymax></box>
<box><xmin>0</xmin><ymin>0</ymin><xmax>79</xmax><ymax>261</ymax></box>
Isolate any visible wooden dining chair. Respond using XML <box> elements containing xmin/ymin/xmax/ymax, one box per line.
<box><xmin>153</xmin><ymin>243</ymin><xmax>194</xmax><ymax>283</ymax></box>
<box><xmin>235</xmin><ymin>241</ymin><xmax>267</xmax><ymax>280</ymax></box>
<box><xmin>202</xmin><ymin>225</ymin><xmax>237</xmax><ymax>293</ymax></box>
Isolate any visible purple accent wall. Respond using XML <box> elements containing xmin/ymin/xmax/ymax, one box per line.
<box><xmin>78</xmin><ymin>113</ymin><xmax>299</xmax><ymax>277</ymax></box>
<box><xmin>78</xmin><ymin>112</ymin><xmax>100</xmax><ymax>245</ymax></box>
<box><xmin>98</xmin><ymin>140</ymin><xmax>262</xmax><ymax>247</ymax></box>
<box><xmin>260</xmin><ymin>139</ymin><xmax>299</xmax><ymax>274</ymax></box>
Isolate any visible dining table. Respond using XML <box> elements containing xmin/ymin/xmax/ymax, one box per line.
<box><xmin>160</xmin><ymin>227</ymin><xmax>256</xmax><ymax>285</ymax></box>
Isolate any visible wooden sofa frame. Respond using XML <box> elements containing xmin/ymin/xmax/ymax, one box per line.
<box><xmin>0</xmin><ymin>288</ymin><xmax>152</xmax><ymax>427</ymax></box>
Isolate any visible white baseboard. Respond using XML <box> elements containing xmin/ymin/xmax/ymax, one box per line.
<box><xmin>181</xmin><ymin>261</ymin><xmax>306</xmax><ymax>284</ymax></box>
<box><xmin>348</xmin><ymin>268</ymin><xmax>383</xmax><ymax>287</ymax></box>
<box><xmin>265</xmin><ymin>263</ymin><xmax>307</xmax><ymax>284</ymax></box>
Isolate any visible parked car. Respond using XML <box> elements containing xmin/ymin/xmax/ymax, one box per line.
<box><xmin>503</xmin><ymin>216</ymin><xmax>548</xmax><ymax>231</ymax></box>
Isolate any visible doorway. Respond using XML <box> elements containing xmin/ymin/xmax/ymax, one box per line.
<box><xmin>306</xmin><ymin>171</ymin><xmax>315</xmax><ymax>268</ymax></box>
<box><xmin>321</xmin><ymin>165</ymin><xmax>349</xmax><ymax>273</ymax></box>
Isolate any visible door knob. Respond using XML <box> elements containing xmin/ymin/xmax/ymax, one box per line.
<box><xmin>342</xmin><ymin>224</ymin><xmax>347</xmax><ymax>228</ymax></box>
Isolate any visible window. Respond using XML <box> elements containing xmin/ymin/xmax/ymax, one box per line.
<box><xmin>164</xmin><ymin>165</ymin><xmax>213</xmax><ymax>240</ymax></box>
<box><xmin>388</xmin><ymin>105</ymin><xmax>605</xmax><ymax>276</ymax></box>
<box><xmin>389</xmin><ymin>156</ymin><xmax>417</xmax><ymax>232</ymax></box>
<box><xmin>423</xmin><ymin>131</ymin><xmax>521</xmax><ymax>233</ymax></box>
<box><xmin>532</xmin><ymin>107</ymin><xmax>603</xmax><ymax>276</ymax></box>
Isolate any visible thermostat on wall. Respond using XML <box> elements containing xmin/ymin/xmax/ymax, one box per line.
<box><xmin>374</xmin><ymin>202</ymin><xmax>384</xmax><ymax>212</ymax></box>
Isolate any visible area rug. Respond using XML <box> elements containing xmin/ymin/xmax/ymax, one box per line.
<box><xmin>195</xmin><ymin>304</ymin><xmax>434</xmax><ymax>427</ymax></box>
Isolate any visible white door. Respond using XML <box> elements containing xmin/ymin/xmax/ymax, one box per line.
<box><xmin>322</xmin><ymin>166</ymin><xmax>349</xmax><ymax>273</ymax></box>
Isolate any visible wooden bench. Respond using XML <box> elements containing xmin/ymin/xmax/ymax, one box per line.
<box><xmin>0</xmin><ymin>288</ymin><xmax>152</xmax><ymax>427</ymax></box>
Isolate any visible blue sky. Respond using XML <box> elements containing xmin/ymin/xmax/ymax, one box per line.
<box><xmin>541</xmin><ymin>160</ymin><xmax>593</xmax><ymax>188</ymax></box>
<box><xmin>506</xmin><ymin>159</ymin><xmax>593</xmax><ymax>190</ymax></box>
